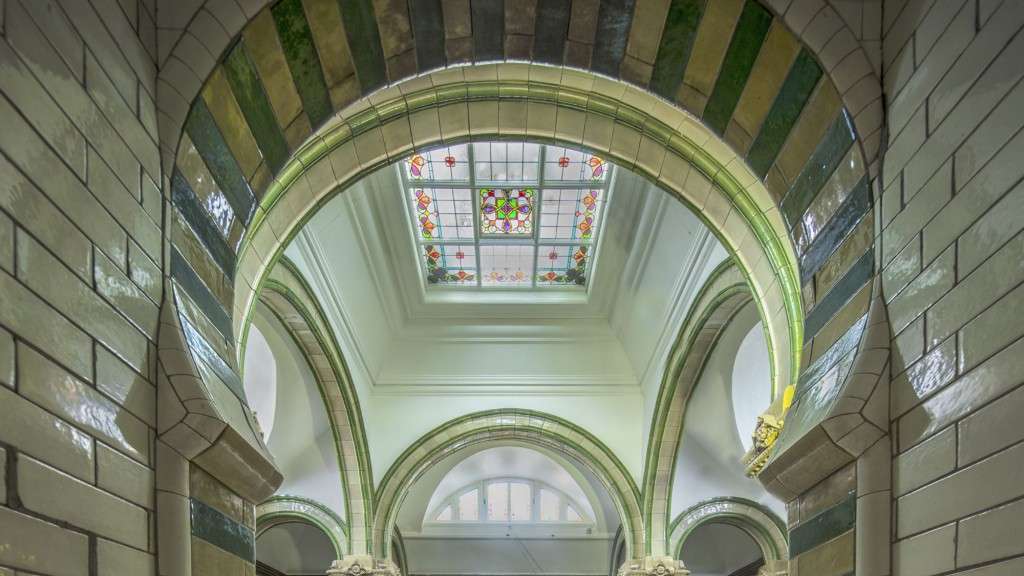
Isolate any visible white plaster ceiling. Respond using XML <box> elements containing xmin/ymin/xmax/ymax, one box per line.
<box><xmin>285</xmin><ymin>160</ymin><xmax>719</xmax><ymax>396</ymax></box>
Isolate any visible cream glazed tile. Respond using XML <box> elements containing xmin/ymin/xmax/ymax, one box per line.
<box><xmin>0</xmin><ymin>505</ymin><xmax>89</xmax><ymax>576</ymax></box>
<box><xmin>957</xmin><ymin>383</ymin><xmax>1024</xmax><ymax>467</ymax></box>
<box><xmin>97</xmin><ymin>537</ymin><xmax>156</xmax><ymax>576</ymax></box>
<box><xmin>957</xmin><ymin>497</ymin><xmax>1024</xmax><ymax>567</ymax></box>
<box><xmin>0</xmin><ymin>325</ymin><xmax>12</xmax><ymax>387</ymax></box>
<box><xmin>0</xmin><ymin>384</ymin><xmax>95</xmax><ymax>482</ymax></box>
<box><xmin>894</xmin><ymin>523</ymin><xmax>956</xmax><ymax>576</ymax></box>
<box><xmin>18</xmin><ymin>454</ymin><xmax>148</xmax><ymax>549</ymax></box>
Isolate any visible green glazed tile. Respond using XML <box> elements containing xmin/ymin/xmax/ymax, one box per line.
<box><xmin>649</xmin><ymin>0</ymin><xmax>705</xmax><ymax>100</ymax></box>
<box><xmin>800</xmin><ymin>175</ymin><xmax>870</xmax><ymax>284</ymax></box>
<box><xmin>184</xmin><ymin>99</ymin><xmax>256</xmax><ymax>225</ymax></box>
<box><xmin>177</xmin><ymin>309</ymin><xmax>246</xmax><ymax>405</ymax></box>
<box><xmin>171</xmin><ymin>247</ymin><xmax>234</xmax><ymax>345</ymax></box>
<box><xmin>190</xmin><ymin>498</ymin><xmax>254</xmax><ymax>561</ymax></box>
<box><xmin>803</xmin><ymin>248</ymin><xmax>873</xmax><ymax>341</ymax></box>
<box><xmin>202</xmin><ymin>68</ymin><xmax>264</xmax><ymax>181</ymax></box>
<box><xmin>747</xmin><ymin>48</ymin><xmax>822</xmax><ymax>177</ymax></box>
<box><xmin>170</xmin><ymin>169</ymin><xmax>236</xmax><ymax>278</ymax></box>
<box><xmin>337</xmin><ymin>0</ymin><xmax>387</xmax><ymax>92</ymax></box>
<box><xmin>790</xmin><ymin>493</ymin><xmax>856</xmax><ymax>557</ymax></box>
<box><xmin>223</xmin><ymin>44</ymin><xmax>290</xmax><ymax>174</ymax></box>
<box><xmin>191</xmin><ymin>464</ymin><xmax>248</xmax><ymax>526</ymax></box>
<box><xmin>781</xmin><ymin>110</ymin><xmax>855</xmax><ymax>228</ymax></box>
<box><xmin>272</xmin><ymin>0</ymin><xmax>333</xmax><ymax>129</ymax></box>
<box><xmin>797</xmin><ymin>314</ymin><xmax>867</xmax><ymax>394</ymax></box>
<box><xmin>591</xmin><ymin>0</ymin><xmax>636</xmax><ymax>77</ymax></box>
<box><xmin>793</xmin><ymin>529</ymin><xmax>854</xmax><ymax>576</ymax></box>
<box><xmin>702</xmin><ymin>0</ymin><xmax>772</xmax><ymax>134</ymax></box>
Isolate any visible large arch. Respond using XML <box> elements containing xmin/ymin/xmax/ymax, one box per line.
<box><xmin>257</xmin><ymin>495</ymin><xmax>349</xmax><ymax>558</ymax></box>
<box><xmin>669</xmin><ymin>497</ymin><xmax>787</xmax><ymax>562</ymax></box>
<box><xmin>640</xmin><ymin>260</ymin><xmax>754</xmax><ymax>556</ymax></box>
<box><xmin>257</xmin><ymin>259</ymin><xmax>375</xmax><ymax>554</ymax></box>
<box><xmin>153</xmin><ymin>0</ymin><xmax>890</xmax><ymax>566</ymax></box>
<box><xmin>371</xmin><ymin>409</ymin><xmax>643</xmax><ymax>565</ymax></box>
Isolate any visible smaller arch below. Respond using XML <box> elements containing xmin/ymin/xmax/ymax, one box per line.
<box><xmin>257</xmin><ymin>495</ymin><xmax>349</xmax><ymax>559</ymax></box>
<box><xmin>669</xmin><ymin>498</ymin><xmax>787</xmax><ymax>563</ymax></box>
<box><xmin>373</xmin><ymin>409</ymin><xmax>643</xmax><ymax>564</ymax></box>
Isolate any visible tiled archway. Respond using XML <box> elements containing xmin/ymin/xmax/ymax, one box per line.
<box><xmin>641</xmin><ymin>260</ymin><xmax>754</xmax><ymax>556</ymax></box>
<box><xmin>370</xmin><ymin>409</ymin><xmax>643</xmax><ymax>564</ymax></box>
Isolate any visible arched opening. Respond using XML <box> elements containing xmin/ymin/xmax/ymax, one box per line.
<box><xmin>257</xmin><ymin>520</ymin><xmax>337</xmax><ymax>575</ymax></box>
<box><xmin>678</xmin><ymin>522</ymin><xmax>762</xmax><ymax>576</ymax></box>
<box><xmin>397</xmin><ymin>445</ymin><xmax>619</xmax><ymax>576</ymax></box>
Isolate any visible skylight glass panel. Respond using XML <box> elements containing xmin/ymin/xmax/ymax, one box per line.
<box><xmin>402</xmin><ymin>141</ymin><xmax>612</xmax><ymax>289</ymax></box>
<box><xmin>487</xmin><ymin>482</ymin><xmax>509</xmax><ymax>521</ymax></box>
<box><xmin>539</xmin><ymin>489</ymin><xmax>560</xmax><ymax>522</ymax></box>
<box><xmin>509</xmin><ymin>482</ymin><xmax>532</xmax><ymax>521</ymax></box>
<box><xmin>436</xmin><ymin>505</ymin><xmax>452</xmax><ymax>521</ymax></box>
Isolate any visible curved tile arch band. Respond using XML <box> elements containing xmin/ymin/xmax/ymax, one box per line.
<box><xmin>230</xmin><ymin>64</ymin><xmax>802</xmax><ymax>403</ymax></box>
<box><xmin>669</xmin><ymin>497</ymin><xmax>788</xmax><ymax>561</ymax></box>
<box><xmin>371</xmin><ymin>409</ymin><xmax>644</xmax><ymax>565</ymax></box>
<box><xmin>257</xmin><ymin>495</ymin><xmax>349</xmax><ymax>558</ymax></box>
<box><xmin>258</xmin><ymin>259</ymin><xmax>375</xmax><ymax>555</ymax></box>
<box><xmin>641</xmin><ymin>260</ymin><xmax>755</xmax><ymax>556</ymax></box>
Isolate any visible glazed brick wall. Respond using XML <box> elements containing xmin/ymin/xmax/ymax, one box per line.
<box><xmin>0</xmin><ymin>1</ymin><xmax>160</xmax><ymax>575</ymax></box>
<box><xmin>882</xmin><ymin>0</ymin><xmax>1024</xmax><ymax>573</ymax></box>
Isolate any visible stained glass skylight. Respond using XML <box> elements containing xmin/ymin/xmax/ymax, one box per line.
<box><xmin>402</xmin><ymin>142</ymin><xmax>611</xmax><ymax>289</ymax></box>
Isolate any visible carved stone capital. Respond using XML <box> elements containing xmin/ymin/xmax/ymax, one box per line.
<box><xmin>618</xmin><ymin>556</ymin><xmax>690</xmax><ymax>576</ymax></box>
<box><xmin>326</xmin><ymin>556</ymin><xmax>400</xmax><ymax>576</ymax></box>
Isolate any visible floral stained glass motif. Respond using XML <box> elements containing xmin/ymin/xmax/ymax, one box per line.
<box><xmin>423</xmin><ymin>244</ymin><xmax>476</xmax><ymax>285</ymax></box>
<box><xmin>402</xmin><ymin>141</ymin><xmax>612</xmax><ymax>289</ymax></box>
<box><xmin>480</xmin><ymin>189</ymin><xmax>534</xmax><ymax>235</ymax></box>
<box><xmin>412</xmin><ymin>188</ymin><xmax>474</xmax><ymax>240</ymax></box>
<box><xmin>536</xmin><ymin>245</ymin><xmax>588</xmax><ymax>285</ymax></box>
<box><xmin>407</xmin><ymin>144</ymin><xmax>470</xmax><ymax>181</ymax></box>
<box><xmin>539</xmin><ymin>189</ymin><xmax>601</xmax><ymax>240</ymax></box>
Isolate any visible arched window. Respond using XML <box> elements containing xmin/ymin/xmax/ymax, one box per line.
<box><xmin>429</xmin><ymin>478</ymin><xmax>591</xmax><ymax>524</ymax></box>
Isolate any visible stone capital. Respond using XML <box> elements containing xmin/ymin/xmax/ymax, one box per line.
<box><xmin>618</xmin><ymin>556</ymin><xmax>690</xmax><ymax>576</ymax></box>
<box><xmin>326</xmin><ymin>555</ymin><xmax>400</xmax><ymax>576</ymax></box>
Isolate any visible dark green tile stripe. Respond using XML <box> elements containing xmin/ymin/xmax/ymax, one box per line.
<box><xmin>534</xmin><ymin>0</ymin><xmax>572</xmax><ymax>64</ymax></box>
<box><xmin>702</xmin><ymin>0</ymin><xmax>772</xmax><ymax>134</ymax></box>
<box><xmin>591</xmin><ymin>0</ymin><xmax>636</xmax><ymax>77</ymax></box>
<box><xmin>409</xmin><ymin>0</ymin><xmax>446</xmax><ymax>70</ymax></box>
<box><xmin>803</xmin><ymin>249</ymin><xmax>873</xmax><ymax>342</ymax></box>
<box><xmin>800</xmin><ymin>176</ymin><xmax>870</xmax><ymax>284</ymax></box>
<box><xmin>171</xmin><ymin>247</ymin><xmax>234</xmax><ymax>344</ymax></box>
<box><xmin>472</xmin><ymin>0</ymin><xmax>505</xmax><ymax>60</ymax></box>
<box><xmin>789</xmin><ymin>493</ymin><xmax>856</xmax><ymax>557</ymax></box>
<box><xmin>797</xmin><ymin>314</ymin><xmax>866</xmax><ymax>395</ymax></box>
<box><xmin>338</xmin><ymin>0</ymin><xmax>387</xmax><ymax>92</ymax></box>
<box><xmin>747</xmin><ymin>48</ymin><xmax>822</xmax><ymax>177</ymax></box>
<box><xmin>272</xmin><ymin>0</ymin><xmax>333</xmax><ymax>128</ymax></box>
<box><xmin>222</xmin><ymin>43</ymin><xmax>290</xmax><ymax>175</ymax></box>
<box><xmin>780</xmin><ymin>110</ymin><xmax>855</xmax><ymax>228</ymax></box>
<box><xmin>191</xmin><ymin>498</ymin><xmax>255</xmax><ymax>561</ymax></box>
<box><xmin>649</xmin><ymin>0</ymin><xmax>705</xmax><ymax>100</ymax></box>
<box><xmin>171</xmin><ymin>169</ymin><xmax>237</xmax><ymax>277</ymax></box>
<box><xmin>185</xmin><ymin>99</ymin><xmax>256</xmax><ymax>225</ymax></box>
<box><xmin>178</xmin><ymin>309</ymin><xmax>248</xmax><ymax>405</ymax></box>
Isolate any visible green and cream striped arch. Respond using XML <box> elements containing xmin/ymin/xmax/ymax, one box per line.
<box><xmin>158</xmin><ymin>4</ymin><xmax>888</xmax><ymax>566</ymax></box>
<box><xmin>670</xmin><ymin>497</ymin><xmax>788</xmax><ymax>561</ymax></box>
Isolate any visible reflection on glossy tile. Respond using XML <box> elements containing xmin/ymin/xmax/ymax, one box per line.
<box><xmin>203</xmin><ymin>67</ymin><xmax>264</xmax><ymax>181</ymax></box>
<box><xmin>702</xmin><ymin>0</ymin><xmax>772</xmax><ymax>134</ymax></box>
<box><xmin>185</xmin><ymin>100</ymin><xmax>256</xmax><ymax>225</ymax></box>
<box><xmin>171</xmin><ymin>248</ymin><xmax>234</xmax><ymax>344</ymax></box>
<box><xmin>804</xmin><ymin>249</ymin><xmax>873</xmax><ymax>341</ymax></box>
<box><xmin>175</xmin><ymin>135</ymin><xmax>240</xmax><ymax>246</ymax></box>
<box><xmin>0</xmin><ymin>384</ymin><xmax>95</xmax><ymax>482</ymax></box>
<box><xmin>802</xmin><ymin>146</ymin><xmax>866</xmax><ymax>245</ymax></box>
<box><xmin>0</xmin><ymin>505</ymin><xmax>89</xmax><ymax>576</ymax></box>
<box><xmin>798</xmin><ymin>464</ymin><xmax>855</xmax><ymax>523</ymax></box>
<box><xmin>774</xmin><ymin>80</ymin><xmax>841</xmax><ymax>187</ymax></box>
<box><xmin>171</xmin><ymin>210</ymin><xmax>235</xmax><ymax>308</ymax></box>
<box><xmin>781</xmin><ymin>111</ymin><xmax>855</xmax><ymax>228</ymax></box>
<box><xmin>815</xmin><ymin>213</ymin><xmax>874</xmax><ymax>298</ymax></box>
<box><xmin>273</xmin><ymin>0</ymin><xmax>333</xmax><ymax>128</ymax></box>
<box><xmin>649</xmin><ymin>0</ymin><xmax>704</xmax><ymax>99</ymax></box>
<box><xmin>892</xmin><ymin>336</ymin><xmax>956</xmax><ymax>417</ymax></box>
<box><xmin>810</xmin><ymin>283</ymin><xmax>871</xmax><ymax>365</ymax></box>
<box><xmin>800</xmin><ymin>176</ymin><xmax>870</xmax><ymax>284</ymax></box>
<box><xmin>191</xmin><ymin>465</ymin><xmax>248</xmax><ymax>526</ymax></box>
